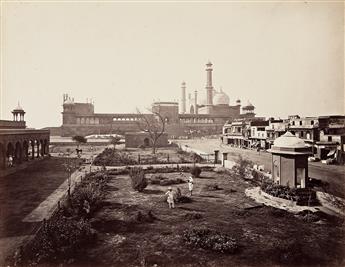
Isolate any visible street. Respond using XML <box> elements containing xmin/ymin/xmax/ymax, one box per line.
<box><xmin>173</xmin><ymin>138</ymin><xmax>345</xmax><ymax>198</ymax></box>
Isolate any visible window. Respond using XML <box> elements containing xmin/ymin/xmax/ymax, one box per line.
<box><xmin>292</xmin><ymin>121</ymin><xmax>295</xmax><ymax>126</ymax></box>
<box><xmin>328</xmin><ymin>136</ymin><xmax>332</xmax><ymax>142</ymax></box>
<box><xmin>299</xmin><ymin>121</ymin><xmax>302</xmax><ymax>126</ymax></box>
<box><xmin>311</xmin><ymin>120</ymin><xmax>314</xmax><ymax>125</ymax></box>
<box><xmin>300</xmin><ymin>132</ymin><xmax>304</xmax><ymax>137</ymax></box>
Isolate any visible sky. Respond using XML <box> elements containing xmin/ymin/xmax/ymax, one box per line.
<box><xmin>1</xmin><ymin>1</ymin><xmax>344</xmax><ymax>128</ymax></box>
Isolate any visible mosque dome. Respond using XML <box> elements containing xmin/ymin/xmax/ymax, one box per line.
<box><xmin>273</xmin><ymin>132</ymin><xmax>306</xmax><ymax>149</ymax></box>
<box><xmin>213</xmin><ymin>90</ymin><xmax>230</xmax><ymax>105</ymax></box>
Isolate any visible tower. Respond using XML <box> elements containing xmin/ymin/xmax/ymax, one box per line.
<box><xmin>181</xmin><ymin>81</ymin><xmax>186</xmax><ymax>114</ymax></box>
<box><xmin>205</xmin><ymin>61</ymin><xmax>213</xmax><ymax>106</ymax></box>
<box><xmin>194</xmin><ymin>90</ymin><xmax>198</xmax><ymax>115</ymax></box>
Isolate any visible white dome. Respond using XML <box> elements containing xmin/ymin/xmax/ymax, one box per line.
<box><xmin>273</xmin><ymin>132</ymin><xmax>306</xmax><ymax>148</ymax></box>
<box><xmin>213</xmin><ymin>91</ymin><xmax>229</xmax><ymax>105</ymax></box>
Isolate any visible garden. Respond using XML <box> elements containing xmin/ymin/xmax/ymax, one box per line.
<box><xmin>93</xmin><ymin>146</ymin><xmax>204</xmax><ymax>166</ymax></box>
<box><xmin>13</xmin><ymin>160</ymin><xmax>345</xmax><ymax>267</ymax></box>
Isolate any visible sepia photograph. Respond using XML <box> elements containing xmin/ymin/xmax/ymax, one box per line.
<box><xmin>0</xmin><ymin>1</ymin><xmax>344</xmax><ymax>266</ymax></box>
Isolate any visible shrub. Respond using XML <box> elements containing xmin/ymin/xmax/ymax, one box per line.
<box><xmin>184</xmin><ymin>212</ymin><xmax>203</xmax><ymax>220</ymax></box>
<box><xmin>204</xmin><ymin>183</ymin><xmax>222</xmax><ymax>191</ymax></box>
<box><xmin>129</xmin><ymin>167</ymin><xmax>147</xmax><ymax>192</ymax></box>
<box><xmin>191</xmin><ymin>166</ymin><xmax>202</xmax><ymax>178</ymax></box>
<box><xmin>192</xmin><ymin>153</ymin><xmax>203</xmax><ymax>163</ymax></box>
<box><xmin>296</xmin><ymin>210</ymin><xmax>320</xmax><ymax>223</ymax></box>
<box><xmin>132</xmin><ymin>210</ymin><xmax>157</xmax><ymax>223</ymax></box>
<box><xmin>233</xmin><ymin>155</ymin><xmax>253</xmax><ymax>179</ymax></box>
<box><xmin>93</xmin><ymin>148</ymin><xmax>137</xmax><ymax>166</ymax></box>
<box><xmin>182</xmin><ymin>228</ymin><xmax>238</xmax><ymax>253</ymax></box>
<box><xmin>71</xmin><ymin>184</ymin><xmax>101</xmax><ymax>216</ymax></box>
<box><xmin>260</xmin><ymin>180</ymin><xmax>298</xmax><ymax>201</ymax></box>
<box><xmin>174</xmin><ymin>187</ymin><xmax>192</xmax><ymax>203</ymax></box>
<box><xmin>150</xmin><ymin>175</ymin><xmax>185</xmax><ymax>186</ymax></box>
<box><xmin>24</xmin><ymin>216</ymin><xmax>94</xmax><ymax>265</ymax></box>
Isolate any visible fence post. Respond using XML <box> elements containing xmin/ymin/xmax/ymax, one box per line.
<box><xmin>138</xmin><ymin>154</ymin><xmax>141</xmax><ymax>164</ymax></box>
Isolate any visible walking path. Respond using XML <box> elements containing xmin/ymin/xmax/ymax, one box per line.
<box><xmin>23</xmin><ymin>167</ymin><xmax>88</xmax><ymax>222</ymax></box>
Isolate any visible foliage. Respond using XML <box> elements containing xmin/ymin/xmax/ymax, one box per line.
<box><xmin>93</xmin><ymin>148</ymin><xmax>137</xmax><ymax>166</ymax></box>
<box><xmin>232</xmin><ymin>155</ymin><xmax>253</xmax><ymax>179</ymax></box>
<box><xmin>18</xmin><ymin>170</ymin><xmax>111</xmax><ymax>266</ymax></box>
<box><xmin>204</xmin><ymin>183</ymin><xmax>222</xmax><ymax>191</ymax></box>
<box><xmin>24</xmin><ymin>216</ymin><xmax>94</xmax><ymax>265</ymax></box>
<box><xmin>149</xmin><ymin>174</ymin><xmax>185</xmax><ymax>186</ymax></box>
<box><xmin>72</xmin><ymin>135</ymin><xmax>87</xmax><ymax>145</ymax></box>
<box><xmin>182</xmin><ymin>228</ymin><xmax>238</xmax><ymax>253</ymax></box>
<box><xmin>136</xmin><ymin>109</ymin><xmax>166</xmax><ymax>154</ymax></box>
<box><xmin>70</xmin><ymin>184</ymin><xmax>101</xmax><ymax>216</ymax></box>
<box><xmin>184</xmin><ymin>212</ymin><xmax>203</xmax><ymax>220</ymax></box>
<box><xmin>191</xmin><ymin>166</ymin><xmax>202</xmax><ymax>178</ymax></box>
<box><xmin>129</xmin><ymin>167</ymin><xmax>148</xmax><ymax>192</ymax></box>
<box><xmin>191</xmin><ymin>153</ymin><xmax>203</xmax><ymax>163</ymax></box>
<box><xmin>296</xmin><ymin>210</ymin><xmax>320</xmax><ymax>223</ymax></box>
<box><xmin>132</xmin><ymin>210</ymin><xmax>157</xmax><ymax>223</ymax></box>
<box><xmin>174</xmin><ymin>187</ymin><xmax>192</xmax><ymax>203</ymax></box>
<box><xmin>260</xmin><ymin>180</ymin><xmax>298</xmax><ymax>201</ymax></box>
<box><xmin>110</xmin><ymin>136</ymin><xmax>122</xmax><ymax>150</ymax></box>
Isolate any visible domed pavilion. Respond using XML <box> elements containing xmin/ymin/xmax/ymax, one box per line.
<box><xmin>268</xmin><ymin>131</ymin><xmax>312</xmax><ymax>188</ymax></box>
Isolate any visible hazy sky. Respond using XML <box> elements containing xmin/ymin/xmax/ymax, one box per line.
<box><xmin>1</xmin><ymin>1</ymin><xmax>344</xmax><ymax>128</ymax></box>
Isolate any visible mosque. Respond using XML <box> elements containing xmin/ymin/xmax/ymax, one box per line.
<box><xmin>59</xmin><ymin>62</ymin><xmax>256</xmax><ymax>137</ymax></box>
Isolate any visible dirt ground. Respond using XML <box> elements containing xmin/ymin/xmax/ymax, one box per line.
<box><xmin>75</xmin><ymin>170</ymin><xmax>345</xmax><ymax>267</ymax></box>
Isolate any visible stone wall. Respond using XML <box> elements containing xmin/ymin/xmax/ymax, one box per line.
<box><xmin>125</xmin><ymin>132</ymin><xmax>168</xmax><ymax>148</ymax></box>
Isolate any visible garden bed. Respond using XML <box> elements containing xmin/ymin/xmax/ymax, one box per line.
<box><xmin>93</xmin><ymin>147</ymin><xmax>204</xmax><ymax>166</ymax></box>
<box><xmin>66</xmin><ymin>169</ymin><xmax>345</xmax><ymax>267</ymax></box>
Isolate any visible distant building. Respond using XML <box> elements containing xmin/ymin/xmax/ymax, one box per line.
<box><xmin>222</xmin><ymin>117</ymin><xmax>265</xmax><ymax>148</ymax></box>
<box><xmin>249</xmin><ymin>120</ymin><xmax>269</xmax><ymax>149</ymax></box>
<box><xmin>0</xmin><ymin>104</ymin><xmax>50</xmax><ymax>170</ymax></box>
<box><xmin>59</xmin><ymin>62</ymin><xmax>256</xmax><ymax>137</ymax></box>
<box><xmin>125</xmin><ymin>132</ymin><xmax>168</xmax><ymax>148</ymax></box>
<box><xmin>316</xmin><ymin>115</ymin><xmax>345</xmax><ymax>163</ymax></box>
<box><xmin>288</xmin><ymin>116</ymin><xmax>319</xmax><ymax>146</ymax></box>
<box><xmin>265</xmin><ymin>118</ymin><xmax>289</xmax><ymax>148</ymax></box>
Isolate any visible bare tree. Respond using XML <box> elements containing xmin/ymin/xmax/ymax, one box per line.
<box><xmin>110</xmin><ymin>136</ymin><xmax>121</xmax><ymax>151</ymax></box>
<box><xmin>136</xmin><ymin>109</ymin><xmax>166</xmax><ymax>154</ymax></box>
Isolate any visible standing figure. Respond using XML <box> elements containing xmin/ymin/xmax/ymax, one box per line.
<box><xmin>8</xmin><ymin>155</ymin><xmax>13</xmax><ymax>167</ymax></box>
<box><xmin>165</xmin><ymin>187</ymin><xmax>175</xmax><ymax>209</ymax></box>
<box><xmin>188</xmin><ymin>176</ymin><xmax>194</xmax><ymax>196</ymax></box>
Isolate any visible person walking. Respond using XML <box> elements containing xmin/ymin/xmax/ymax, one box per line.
<box><xmin>165</xmin><ymin>187</ymin><xmax>175</xmax><ymax>209</ymax></box>
<box><xmin>188</xmin><ymin>176</ymin><xmax>194</xmax><ymax>196</ymax></box>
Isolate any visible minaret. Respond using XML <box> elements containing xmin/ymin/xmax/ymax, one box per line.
<box><xmin>205</xmin><ymin>61</ymin><xmax>213</xmax><ymax>106</ymax></box>
<box><xmin>194</xmin><ymin>90</ymin><xmax>198</xmax><ymax>115</ymax></box>
<box><xmin>181</xmin><ymin>81</ymin><xmax>186</xmax><ymax>114</ymax></box>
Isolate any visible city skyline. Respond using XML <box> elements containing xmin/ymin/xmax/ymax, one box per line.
<box><xmin>1</xmin><ymin>2</ymin><xmax>344</xmax><ymax>128</ymax></box>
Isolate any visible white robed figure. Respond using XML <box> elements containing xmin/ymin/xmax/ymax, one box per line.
<box><xmin>188</xmin><ymin>176</ymin><xmax>194</xmax><ymax>196</ymax></box>
<box><xmin>165</xmin><ymin>187</ymin><xmax>175</xmax><ymax>209</ymax></box>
